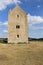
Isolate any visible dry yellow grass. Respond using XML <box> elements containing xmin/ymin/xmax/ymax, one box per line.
<box><xmin>0</xmin><ymin>41</ymin><xmax>43</xmax><ymax>65</ymax></box>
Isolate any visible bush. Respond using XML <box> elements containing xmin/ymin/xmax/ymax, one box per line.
<box><xmin>3</xmin><ymin>38</ymin><xmax>8</xmax><ymax>43</ymax></box>
<box><xmin>0</xmin><ymin>38</ymin><xmax>8</xmax><ymax>43</ymax></box>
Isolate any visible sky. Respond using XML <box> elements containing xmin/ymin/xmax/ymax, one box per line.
<box><xmin>0</xmin><ymin>0</ymin><xmax>43</xmax><ymax>38</ymax></box>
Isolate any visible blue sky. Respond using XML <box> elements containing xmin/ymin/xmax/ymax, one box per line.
<box><xmin>0</xmin><ymin>0</ymin><xmax>43</xmax><ymax>38</ymax></box>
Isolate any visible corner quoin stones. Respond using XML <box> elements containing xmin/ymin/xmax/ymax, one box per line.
<box><xmin>8</xmin><ymin>6</ymin><xmax>28</xmax><ymax>43</ymax></box>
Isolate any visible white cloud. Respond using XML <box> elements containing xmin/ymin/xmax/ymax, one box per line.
<box><xmin>0</xmin><ymin>0</ymin><xmax>21</xmax><ymax>10</ymax></box>
<box><xmin>3</xmin><ymin>30</ymin><xmax>8</xmax><ymax>33</ymax></box>
<box><xmin>0</xmin><ymin>33</ymin><xmax>8</xmax><ymax>38</ymax></box>
<box><xmin>0</xmin><ymin>21</ymin><xmax>8</xmax><ymax>26</ymax></box>
<box><xmin>27</xmin><ymin>14</ymin><xmax>43</xmax><ymax>25</ymax></box>
<box><xmin>0</xmin><ymin>22</ymin><xmax>2</xmax><ymax>26</ymax></box>
<box><xmin>37</xmin><ymin>5</ymin><xmax>40</xmax><ymax>8</ymax></box>
<box><xmin>27</xmin><ymin>14</ymin><xmax>43</xmax><ymax>30</ymax></box>
<box><xmin>29</xmin><ymin>32</ymin><xmax>43</xmax><ymax>38</ymax></box>
<box><xmin>3</xmin><ymin>21</ymin><xmax>8</xmax><ymax>26</ymax></box>
<box><xmin>29</xmin><ymin>26</ymin><xmax>43</xmax><ymax>30</ymax></box>
<box><xmin>0</xmin><ymin>21</ymin><xmax>8</xmax><ymax>38</ymax></box>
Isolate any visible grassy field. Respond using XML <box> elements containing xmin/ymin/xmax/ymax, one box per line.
<box><xmin>0</xmin><ymin>41</ymin><xmax>43</xmax><ymax>65</ymax></box>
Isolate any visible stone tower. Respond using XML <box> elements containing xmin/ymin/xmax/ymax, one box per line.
<box><xmin>8</xmin><ymin>6</ymin><xmax>28</xmax><ymax>43</ymax></box>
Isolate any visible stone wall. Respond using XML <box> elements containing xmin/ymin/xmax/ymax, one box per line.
<box><xmin>8</xmin><ymin>6</ymin><xmax>28</xmax><ymax>43</ymax></box>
